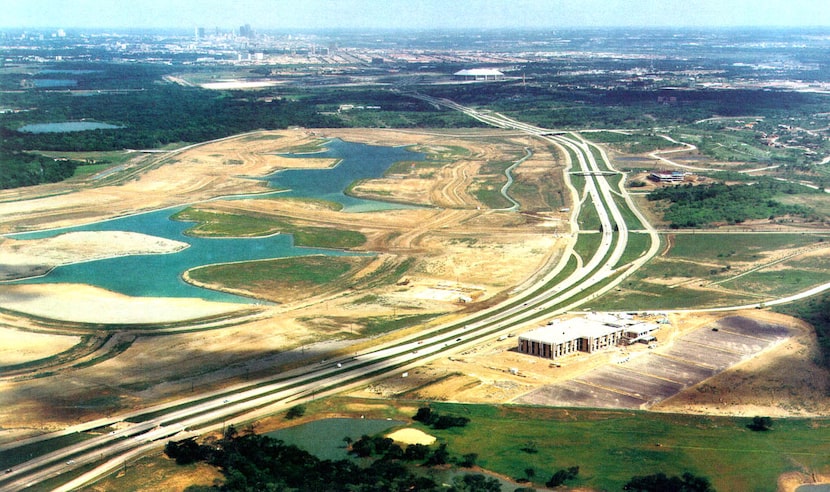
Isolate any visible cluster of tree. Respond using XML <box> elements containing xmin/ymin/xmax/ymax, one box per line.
<box><xmin>623</xmin><ymin>472</ymin><xmax>715</xmax><ymax>492</ymax></box>
<box><xmin>347</xmin><ymin>434</ymin><xmax>473</xmax><ymax>468</ymax></box>
<box><xmin>747</xmin><ymin>416</ymin><xmax>774</xmax><ymax>432</ymax></box>
<box><xmin>647</xmin><ymin>181</ymin><xmax>814</xmax><ymax>228</ymax></box>
<box><xmin>284</xmin><ymin>404</ymin><xmax>305</xmax><ymax>420</ymax></box>
<box><xmin>165</xmin><ymin>426</ymin><xmax>501</xmax><ymax>492</ymax></box>
<box><xmin>424</xmin><ymin>82</ymin><xmax>830</xmax><ymax>129</ymax></box>
<box><xmin>412</xmin><ymin>406</ymin><xmax>471</xmax><ymax>430</ymax></box>
<box><xmin>0</xmin><ymin>151</ymin><xmax>82</xmax><ymax>189</ymax></box>
<box><xmin>776</xmin><ymin>292</ymin><xmax>830</xmax><ymax>368</ymax></box>
<box><xmin>2</xmin><ymin>85</ymin><xmax>344</xmax><ymax>154</ymax></box>
<box><xmin>546</xmin><ymin>466</ymin><xmax>580</xmax><ymax>487</ymax></box>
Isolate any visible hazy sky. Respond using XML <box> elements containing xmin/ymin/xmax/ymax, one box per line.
<box><xmin>4</xmin><ymin>0</ymin><xmax>830</xmax><ymax>30</ymax></box>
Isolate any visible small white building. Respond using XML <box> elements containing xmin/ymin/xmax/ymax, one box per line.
<box><xmin>622</xmin><ymin>322</ymin><xmax>660</xmax><ymax>344</ymax></box>
<box><xmin>649</xmin><ymin>170</ymin><xmax>688</xmax><ymax>183</ymax></box>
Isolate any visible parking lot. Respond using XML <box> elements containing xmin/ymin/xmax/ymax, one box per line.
<box><xmin>517</xmin><ymin>316</ymin><xmax>796</xmax><ymax>409</ymax></box>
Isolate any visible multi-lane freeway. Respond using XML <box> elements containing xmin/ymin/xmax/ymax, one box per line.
<box><xmin>0</xmin><ymin>98</ymin><xmax>659</xmax><ymax>491</ymax></box>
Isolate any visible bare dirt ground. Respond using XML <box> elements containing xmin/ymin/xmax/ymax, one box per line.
<box><xmin>0</xmin><ymin>231</ymin><xmax>188</xmax><ymax>281</ymax></box>
<box><xmin>349</xmin><ymin>310</ymin><xmax>830</xmax><ymax>418</ymax></box>
<box><xmin>0</xmin><ymin>284</ymin><xmax>246</xmax><ymax>324</ymax></box>
<box><xmin>0</xmin><ymin>326</ymin><xmax>80</xmax><ymax>366</ymax></box>
<box><xmin>0</xmin><ymin>128</ymin><xmax>568</xmax><ymax>435</ymax></box>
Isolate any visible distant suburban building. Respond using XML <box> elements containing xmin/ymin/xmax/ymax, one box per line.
<box><xmin>649</xmin><ymin>170</ymin><xmax>688</xmax><ymax>183</ymax></box>
<box><xmin>453</xmin><ymin>68</ymin><xmax>505</xmax><ymax>81</ymax></box>
<box><xmin>518</xmin><ymin>313</ymin><xmax>659</xmax><ymax>360</ymax></box>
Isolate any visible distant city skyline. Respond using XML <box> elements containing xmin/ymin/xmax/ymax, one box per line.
<box><xmin>4</xmin><ymin>0</ymin><xmax>830</xmax><ymax>30</ymax></box>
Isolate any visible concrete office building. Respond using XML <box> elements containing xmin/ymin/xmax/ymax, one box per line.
<box><xmin>518</xmin><ymin>314</ymin><xmax>659</xmax><ymax>360</ymax></box>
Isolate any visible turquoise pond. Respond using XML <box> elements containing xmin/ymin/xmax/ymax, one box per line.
<box><xmin>267</xmin><ymin>418</ymin><xmax>405</xmax><ymax>461</ymax></box>
<box><xmin>266</xmin><ymin>418</ymin><xmax>518</xmax><ymax>488</ymax></box>
<box><xmin>5</xmin><ymin>139</ymin><xmax>424</xmax><ymax>302</ymax></box>
<box><xmin>18</xmin><ymin>121</ymin><xmax>123</xmax><ymax>133</ymax></box>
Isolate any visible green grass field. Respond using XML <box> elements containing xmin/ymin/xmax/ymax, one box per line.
<box><xmin>573</xmin><ymin>233</ymin><xmax>602</xmax><ymax>263</ymax></box>
<box><xmin>172</xmin><ymin>207</ymin><xmax>366</xmax><ymax>248</ymax></box>
<box><xmin>416</xmin><ymin>403</ymin><xmax>830</xmax><ymax>492</ymax></box>
<box><xmin>594</xmin><ymin>232</ymin><xmax>830</xmax><ymax>310</ymax></box>
<box><xmin>187</xmin><ymin>255</ymin><xmax>372</xmax><ymax>297</ymax></box>
<box><xmin>472</xmin><ymin>178</ymin><xmax>512</xmax><ymax>209</ymax></box>
<box><xmin>613</xmin><ymin>193</ymin><xmax>646</xmax><ymax>230</ymax></box>
<box><xmin>668</xmin><ymin>234</ymin><xmax>826</xmax><ymax>263</ymax></box>
<box><xmin>587</xmin><ymin>131</ymin><xmax>682</xmax><ymax>153</ymax></box>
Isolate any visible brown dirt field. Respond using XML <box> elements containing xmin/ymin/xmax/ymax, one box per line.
<box><xmin>83</xmin><ymin>453</ymin><xmax>223</xmax><ymax>492</ymax></box>
<box><xmin>0</xmin><ymin>326</ymin><xmax>81</xmax><ymax>366</ymax></box>
<box><xmin>386</xmin><ymin>427</ymin><xmax>436</xmax><ymax>445</ymax></box>
<box><xmin>778</xmin><ymin>471</ymin><xmax>830</xmax><ymax>492</ymax></box>
<box><xmin>654</xmin><ymin>311</ymin><xmax>830</xmax><ymax>417</ymax></box>
<box><xmin>0</xmin><ymin>231</ymin><xmax>188</xmax><ymax>281</ymax></box>
<box><xmin>0</xmin><ymin>284</ymin><xmax>247</xmax><ymax>324</ymax></box>
<box><xmin>0</xmin><ymin>128</ymin><xmax>570</xmax><ymax>434</ymax></box>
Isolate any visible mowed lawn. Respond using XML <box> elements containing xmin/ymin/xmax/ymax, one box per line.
<box><xmin>419</xmin><ymin>403</ymin><xmax>830</xmax><ymax>492</ymax></box>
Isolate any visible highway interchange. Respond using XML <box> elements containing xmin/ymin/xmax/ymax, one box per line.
<box><xmin>0</xmin><ymin>97</ymin><xmax>724</xmax><ymax>491</ymax></box>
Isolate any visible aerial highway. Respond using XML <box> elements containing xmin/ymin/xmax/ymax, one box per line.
<box><xmin>0</xmin><ymin>99</ymin><xmax>657</xmax><ymax>491</ymax></box>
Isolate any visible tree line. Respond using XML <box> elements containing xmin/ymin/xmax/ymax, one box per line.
<box><xmin>647</xmin><ymin>180</ymin><xmax>816</xmax><ymax>228</ymax></box>
<box><xmin>0</xmin><ymin>151</ymin><xmax>82</xmax><ymax>189</ymax></box>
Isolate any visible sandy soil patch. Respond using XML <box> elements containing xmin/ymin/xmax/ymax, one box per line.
<box><xmin>778</xmin><ymin>472</ymin><xmax>830</xmax><ymax>492</ymax></box>
<box><xmin>654</xmin><ymin>311</ymin><xmax>830</xmax><ymax>417</ymax></box>
<box><xmin>0</xmin><ymin>231</ymin><xmax>188</xmax><ymax>281</ymax></box>
<box><xmin>0</xmin><ymin>326</ymin><xmax>81</xmax><ymax>366</ymax></box>
<box><xmin>0</xmin><ymin>284</ymin><xmax>245</xmax><ymax>324</ymax></box>
<box><xmin>386</xmin><ymin>428</ymin><xmax>436</xmax><ymax>445</ymax></box>
<box><xmin>84</xmin><ymin>455</ymin><xmax>223</xmax><ymax>492</ymax></box>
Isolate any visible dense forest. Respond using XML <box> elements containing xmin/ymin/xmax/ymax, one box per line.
<box><xmin>1</xmin><ymin>86</ymin><xmax>342</xmax><ymax>152</ymax></box>
<box><xmin>0</xmin><ymin>151</ymin><xmax>82</xmax><ymax>189</ymax></box>
<box><xmin>165</xmin><ymin>425</ymin><xmax>501</xmax><ymax>492</ymax></box>
<box><xmin>647</xmin><ymin>179</ymin><xmax>817</xmax><ymax>228</ymax></box>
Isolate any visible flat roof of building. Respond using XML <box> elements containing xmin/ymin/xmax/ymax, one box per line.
<box><xmin>519</xmin><ymin>317</ymin><xmax>622</xmax><ymax>345</ymax></box>
<box><xmin>454</xmin><ymin>68</ymin><xmax>504</xmax><ymax>76</ymax></box>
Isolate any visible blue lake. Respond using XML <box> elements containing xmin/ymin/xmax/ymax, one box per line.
<box><xmin>38</xmin><ymin>69</ymin><xmax>101</xmax><ymax>75</ymax></box>
<box><xmin>19</xmin><ymin>121</ymin><xmax>123</xmax><ymax>133</ymax></box>
<box><xmin>31</xmin><ymin>79</ymin><xmax>77</xmax><ymax>88</ymax></box>
<box><xmin>261</xmin><ymin>138</ymin><xmax>423</xmax><ymax>212</ymax></box>
<box><xmin>6</xmin><ymin>139</ymin><xmax>422</xmax><ymax>302</ymax></box>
